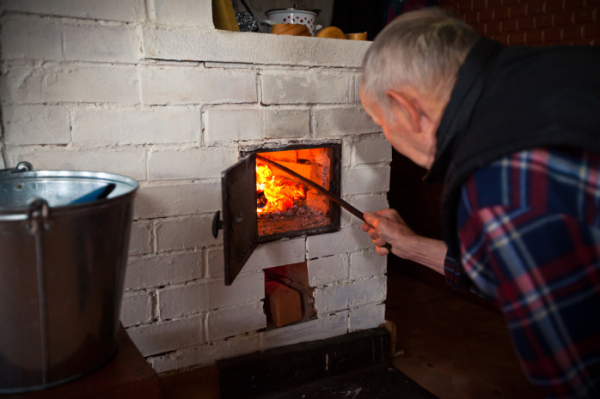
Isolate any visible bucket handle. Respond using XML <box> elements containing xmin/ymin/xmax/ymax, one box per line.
<box><xmin>0</xmin><ymin>161</ymin><xmax>33</xmax><ymax>174</ymax></box>
<box><xmin>24</xmin><ymin>198</ymin><xmax>51</xmax><ymax>385</ymax></box>
<box><xmin>25</xmin><ymin>199</ymin><xmax>52</xmax><ymax>233</ymax></box>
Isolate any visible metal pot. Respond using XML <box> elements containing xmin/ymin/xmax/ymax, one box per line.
<box><xmin>0</xmin><ymin>163</ymin><xmax>138</xmax><ymax>393</ymax></box>
<box><xmin>262</xmin><ymin>4</ymin><xmax>322</xmax><ymax>36</ymax></box>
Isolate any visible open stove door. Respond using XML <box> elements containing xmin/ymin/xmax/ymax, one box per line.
<box><xmin>220</xmin><ymin>154</ymin><xmax>258</xmax><ymax>285</ymax></box>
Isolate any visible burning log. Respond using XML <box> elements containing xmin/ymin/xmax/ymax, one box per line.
<box><xmin>256</xmin><ymin>163</ymin><xmax>306</xmax><ymax>214</ymax></box>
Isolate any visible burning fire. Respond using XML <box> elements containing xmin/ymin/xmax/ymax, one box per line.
<box><xmin>256</xmin><ymin>163</ymin><xmax>306</xmax><ymax>214</ymax></box>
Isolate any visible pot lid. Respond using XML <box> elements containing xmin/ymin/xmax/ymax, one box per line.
<box><xmin>265</xmin><ymin>4</ymin><xmax>321</xmax><ymax>15</ymax></box>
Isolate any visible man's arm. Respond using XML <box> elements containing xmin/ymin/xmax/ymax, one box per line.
<box><xmin>362</xmin><ymin>209</ymin><xmax>447</xmax><ymax>275</ymax></box>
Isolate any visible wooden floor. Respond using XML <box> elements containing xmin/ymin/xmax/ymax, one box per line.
<box><xmin>159</xmin><ymin>267</ymin><xmax>546</xmax><ymax>399</ymax></box>
<box><xmin>386</xmin><ymin>267</ymin><xmax>545</xmax><ymax>399</ymax></box>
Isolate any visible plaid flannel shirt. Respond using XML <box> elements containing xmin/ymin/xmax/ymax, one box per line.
<box><xmin>444</xmin><ymin>148</ymin><xmax>600</xmax><ymax>398</ymax></box>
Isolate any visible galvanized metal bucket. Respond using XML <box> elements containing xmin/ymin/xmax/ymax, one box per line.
<box><xmin>0</xmin><ymin>163</ymin><xmax>138</xmax><ymax>393</ymax></box>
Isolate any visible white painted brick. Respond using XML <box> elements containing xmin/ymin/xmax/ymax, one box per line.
<box><xmin>143</xmin><ymin>273</ymin><xmax>264</xmax><ymax>328</ymax></box>
<box><xmin>243</xmin><ymin>238</ymin><xmax>306</xmax><ymax>273</ymax></box>
<box><xmin>141</xmin><ymin>67</ymin><xmax>256</xmax><ymax>105</ymax></box>
<box><xmin>149</xmin><ymin>345</ymin><xmax>212</xmax><ymax>373</ymax></box>
<box><xmin>129</xmin><ymin>221</ymin><xmax>153</xmax><ymax>256</ymax></box>
<box><xmin>349</xmin><ymin>277</ymin><xmax>386</xmax><ymax>308</ymax></box>
<box><xmin>262</xmin><ymin>312</ymin><xmax>348</xmax><ymax>351</ymax></box>
<box><xmin>135</xmin><ymin>181</ymin><xmax>220</xmax><ymax>219</ymax></box>
<box><xmin>343</xmin><ymin>194</ymin><xmax>389</xmax><ymax>226</ymax></box>
<box><xmin>159</xmin><ymin>282</ymin><xmax>208</xmax><ymax>319</ymax></box>
<box><xmin>0</xmin><ymin>0</ymin><xmax>146</xmax><ymax>22</ymax></box>
<box><xmin>226</xmin><ymin>333</ymin><xmax>262</xmax><ymax>359</ymax></box>
<box><xmin>313</xmin><ymin>276</ymin><xmax>387</xmax><ymax>314</ymax></box>
<box><xmin>306</xmin><ymin>255</ymin><xmax>349</xmax><ymax>287</ymax></box>
<box><xmin>143</xmin><ymin>27</ymin><xmax>371</xmax><ymax>68</ymax></box>
<box><xmin>204</xmin><ymin>109</ymin><xmax>263</xmax><ymax>145</ymax></box>
<box><xmin>204</xmin><ymin>62</ymin><xmax>258</xmax><ymax>69</ymax></box>
<box><xmin>72</xmin><ymin>107</ymin><xmax>199</xmax><ymax>146</ymax></box>
<box><xmin>342</xmin><ymin>166</ymin><xmax>390</xmax><ymax>196</ymax></box>
<box><xmin>125</xmin><ymin>252</ymin><xmax>203</xmax><ymax>290</ymax></box>
<box><xmin>148</xmin><ymin>349</ymin><xmax>193</xmax><ymax>374</ymax></box>
<box><xmin>197</xmin><ymin>339</ymin><xmax>240</xmax><ymax>366</ymax></box>
<box><xmin>306</xmin><ymin>224</ymin><xmax>372</xmax><ymax>259</ymax></box>
<box><xmin>350</xmin><ymin>249</ymin><xmax>387</xmax><ymax>280</ymax></box>
<box><xmin>1</xmin><ymin>66</ymin><xmax>44</xmax><ymax>104</ymax></box>
<box><xmin>148</xmin><ymin>147</ymin><xmax>238</xmax><ymax>181</ymax></box>
<box><xmin>149</xmin><ymin>333</ymin><xmax>261</xmax><ymax>373</ymax></box>
<box><xmin>207</xmin><ymin>272</ymin><xmax>265</xmax><ymax>309</ymax></box>
<box><xmin>206</xmin><ymin>246</ymin><xmax>225</xmax><ymax>278</ymax></box>
<box><xmin>127</xmin><ymin>316</ymin><xmax>203</xmax><ymax>357</ymax></box>
<box><xmin>313</xmin><ymin>106</ymin><xmax>380</xmax><ymax>137</ymax></box>
<box><xmin>64</xmin><ymin>23</ymin><xmax>142</xmax><ymax>63</ymax></box>
<box><xmin>154</xmin><ymin>0</ymin><xmax>213</xmax><ymax>27</ymax></box>
<box><xmin>1</xmin><ymin>65</ymin><xmax>138</xmax><ymax>104</ymax></box>
<box><xmin>341</xmin><ymin>137</ymin><xmax>353</xmax><ymax>169</ymax></box>
<box><xmin>1</xmin><ymin>14</ymin><xmax>63</xmax><ymax>61</ymax></box>
<box><xmin>353</xmin><ymin>73</ymin><xmax>362</xmax><ymax>103</ymax></box>
<box><xmin>155</xmin><ymin>216</ymin><xmax>219</xmax><ymax>252</ymax></box>
<box><xmin>6</xmin><ymin>147</ymin><xmax>147</xmax><ymax>181</ymax></box>
<box><xmin>120</xmin><ymin>291</ymin><xmax>153</xmax><ymax>327</ymax></box>
<box><xmin>1</xmin><ymin>64</ymin><xmax>140</xmax><ymax>105</ymax></box>
<box><xmin>349</xmin><ymin>303</ymin><xmax>385</xmax><ymax>332</ymax></box>
<box><xmin>313</xmin><ymin>285</ymin><xmax>349</xmax><ymax>314</ymax></box>
<box><xmin>261</xmin><ymin>70</ymin><xmax>352</xmax><ymax>105</ymax></box>
<box><xmin>3</xmin><ymin>105</ymin><xmax>70</xmax><ymax>145</ymax></box>
<box><xmin>46</xmin><ymin>65</ymin><xmax>139</xmax><ymax>104</ymax></box>
<box><xmin>203</xmin><ymin>335</ymin><xmax>262</xmax><ymax>369</ymax></box>
<box><xmin>354</xmin><ymin>134</ymin><xmax>392</xmax><ymax>164</ymax></box>
<box><xmin>207</xmin><ymin>301</ymin><xmax>266</xmax><ymax>341</ymax></box>
<box><xmin>264</xmin><ymin>108</ymin><xmax>310</xmax><ymax>139</ymax></box>
<box><xmin>340</xmin><ymin>209</ymin><xmax>352</xmax><ymax>228</ymax></box>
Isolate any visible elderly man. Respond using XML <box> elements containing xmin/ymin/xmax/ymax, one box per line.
<box><xmin>360</xmin><ymin>8</ymin><xmax>600</xmax><ymax>399</ymax></box>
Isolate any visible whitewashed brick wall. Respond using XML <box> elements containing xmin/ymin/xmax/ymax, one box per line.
<box><xmin>0</xmin><ymin>0</ymin><xmax>391</xmax><ymax>374</ymax></box>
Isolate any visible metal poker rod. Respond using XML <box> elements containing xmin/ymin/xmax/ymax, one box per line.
<box><xmin>256</xmin><ymin>154</ymin><xmax>364</xmax><ymax>220</ymax></box>
<box><xmin>255</xmin><ymin>154</ymin><xmax>393</xmax><ymax>251</ymax></box>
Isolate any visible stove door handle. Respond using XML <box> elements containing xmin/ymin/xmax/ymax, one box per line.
<box><xmin>212</xmin><ymin>210</ymin><xmax>224</xmax><ymax>239</ymax></box>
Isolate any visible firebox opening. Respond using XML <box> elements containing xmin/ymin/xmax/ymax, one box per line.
<box><xmin>264</xmin><ymin>262</ymin><xmax>315</xmax><ymax>329</ymax></box>
<box><xmin>250</xmin><ymin>143</ymin><xmax>341</xmax><ymax>243</ymax></box>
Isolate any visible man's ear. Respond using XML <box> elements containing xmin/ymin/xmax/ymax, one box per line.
<box><xmin>385</xmin><ymin>89</ymin><xmax>423</xmax><ymax>133</ymax></box>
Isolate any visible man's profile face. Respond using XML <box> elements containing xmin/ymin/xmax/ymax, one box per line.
<box><xmin>360</xmin><ymin>84</ymin><xmax>428</xmax><ymax>168</ymax></box>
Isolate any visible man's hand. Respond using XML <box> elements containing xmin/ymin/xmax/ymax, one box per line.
<box><xmin>362</xmin><ymin>209</ymin><xmax>418</xmax><ymax>257</ymax></box>
<box><xmin>362</xmin><ymin>208</ymin><xmax>448</xmax><ymax>275</ymax></box>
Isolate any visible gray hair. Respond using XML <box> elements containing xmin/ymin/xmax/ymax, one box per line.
<box><xmin>361</xmin><ymin>8</ymin><xmax>478</xmax><ymax>109</ymax></box>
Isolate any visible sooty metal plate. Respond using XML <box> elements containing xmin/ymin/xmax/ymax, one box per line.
<box><xmin>221</xmin><ymin>154</ymin><xmax>258</xmax><ymax>286</ymax></box>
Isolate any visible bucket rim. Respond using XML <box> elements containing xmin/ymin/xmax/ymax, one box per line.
<box><xmin>0</xmin><ymin>169</ymin><xmax>139</xmax><ymax>220</ymax></box>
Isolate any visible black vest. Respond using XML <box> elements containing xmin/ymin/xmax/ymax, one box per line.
<box><xmin>424</xmin><ymin>37</ymin><xmax>600</xmax><ymax>262</ymax></box>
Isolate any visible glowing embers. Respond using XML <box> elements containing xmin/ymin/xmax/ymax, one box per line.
<box><xmin>255</xmin><ymin>146</ymin><xmax>340</xmax><ymax>239</ymax></box>
<box><xmin>256</xmin><ymin>163</ymin><xmax>306</xmax><ymax>214</ymax></box>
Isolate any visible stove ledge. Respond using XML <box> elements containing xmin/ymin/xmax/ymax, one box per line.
<box><xmin>142</xmin><ymin>27</ymin><xmax>372</xmax><ymax>68</ymax></box>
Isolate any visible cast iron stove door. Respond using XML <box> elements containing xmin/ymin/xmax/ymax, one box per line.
<box><xmin>221</xmin><ymin>154</ymin><xmax>258</xmax><ymax>285</ymax></box>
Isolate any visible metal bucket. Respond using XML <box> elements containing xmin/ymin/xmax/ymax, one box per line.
<box><xmin>0</xmin><ymin>163</ymin><xmax>138</xmax><ymax>393</ymax></box>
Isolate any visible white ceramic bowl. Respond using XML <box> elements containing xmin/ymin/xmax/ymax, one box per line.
<box><xmin>264</xmin><ymin>8</ymin><xmax>321</xmax><ymax>36</ymax></box>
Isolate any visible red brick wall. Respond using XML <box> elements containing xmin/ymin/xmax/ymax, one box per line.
<box><xmin>439</xmin><ymin>0</ymin><xmax>599</xmax><ymax>45</ymax></box>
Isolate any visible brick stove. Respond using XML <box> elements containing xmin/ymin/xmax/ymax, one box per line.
<box><xmin>0</xmin><ymin>0</ymin><xmax>392</xmax><ymax>374</ymax></box>
<box><xmin>217</xmin><ymin>143</ymin><xmax>341</xmax><ymax>285</ymax></box>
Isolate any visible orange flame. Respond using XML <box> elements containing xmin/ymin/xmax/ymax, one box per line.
<box><xmin>256</xmin><ymin>163</ymin><xmax>306</xmax><ymax>213</ymax></box>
